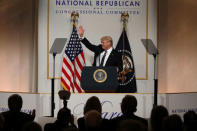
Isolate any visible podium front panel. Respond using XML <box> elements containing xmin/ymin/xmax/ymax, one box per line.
<box><xmin>81</xmin><ymin>66</ymin><xmax>118</xmax><ymax>92</ymax></box>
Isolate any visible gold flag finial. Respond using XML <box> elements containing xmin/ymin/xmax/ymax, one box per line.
<box><xmin>121</xmin><ymin>12</ymin><xmax>129</xmax><ymax>30</ymax></box>
<box><xmin>71</xmin><ymin>12</ymin><xmax>79</xmax><ymax>27</ymax></box>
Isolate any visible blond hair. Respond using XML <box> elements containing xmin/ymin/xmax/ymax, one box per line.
<box><xmin>100</xmin><ymin>36</ymin><xmax>113</xmax><ymax>46</ymax></box>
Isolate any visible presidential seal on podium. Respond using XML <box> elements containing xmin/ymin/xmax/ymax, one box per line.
<box><xmin>93</xmin><ymin>69</ymin><xmax>107</xmax><ymax>83</ymax></box>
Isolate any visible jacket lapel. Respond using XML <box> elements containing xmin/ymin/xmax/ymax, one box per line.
<box><xmin>105</xmin><ymin>49</ymin><xmax>114</xmax><ymax>66</ymax></box>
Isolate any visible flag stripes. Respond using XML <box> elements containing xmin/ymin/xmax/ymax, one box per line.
<box><xmin>61</xmin><ymin>25</ymin><xmax>85</xmax><ymax>93</ymax></box>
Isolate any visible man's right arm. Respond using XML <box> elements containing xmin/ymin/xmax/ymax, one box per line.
<box><xmin>79</xmin><ymin>26</ymin><xmax>103</xmax><ymax>53</ymax></box>
<box><xmin>80</xmin><ymin>37</ymin><xmax>103</xmax><ymax>53</ymax></box>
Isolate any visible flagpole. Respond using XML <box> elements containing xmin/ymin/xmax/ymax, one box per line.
<box><xmin>71</xmin><ymin>12</ymin><xmax>79</xmax><ymax>93</ymax></box>
<box><xmin>119</xmin><ymin>13</ymin><xmax>129</xmax><ymax>83</ymax></box>
<box><xmin>121</xmin><ymin>13</ymin><xmax>129</xmax><ymax>54</ymax></box>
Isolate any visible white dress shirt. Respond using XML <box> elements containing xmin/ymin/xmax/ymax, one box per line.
<box><xmin>96</xmin><ymin>47</ymin><xmax>113</xmax><ymax>66</ymax></box>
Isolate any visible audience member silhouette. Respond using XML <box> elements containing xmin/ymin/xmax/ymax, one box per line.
<box><xmin>44</xmin><ymin>108</ymin><xmax>76</xmax><ymax>131</ymax></box>
<box><xmin>83</xmin><ymin>96</ymin><xmax>102</xmax><ymax>114</ymax></box>
<box><xmin>2</xmin><ymin>94</ymin><xmax>35</xmax><ymax>131</ymax></box>
<box><xmin>84</xmin><ymin>110</ymin><xmax>102</xmax><ymax>131</ymax></box>
<box><xmin>183</xmin><ymin>111</ymin><xmax>197</xmax><ymax>131</ymax></box>
<box><xmin>77</xmin><ymin>96</ymin><xmax>103</xmax><ymax>131</ymax></box>
<box><xmin>1</xmin><ymin>94</ymin><xmax>197</xmax><ymax>131</ymax></box>
<box><xmin>0</xmin><ymin>113</ymin><xmax>4</xmax><ymax>130</ymax></box>
<box><xmin>22</xmin><ymin>121</ymin><xmax>42</xmax><ymax>131</ymax></box>
<box><xmin>111</xmin><ymin>95</ymin><xmax>148</xmax><ymax>130</ymax></box>
<box><xmin>150</xmin><ymin>105</ymin><xmax>169</xmax><ymax>131</ymax></box>
<box><xmin>117</xmin><ymin>119</ymin><xmax>146</xmax><ymax>131</ymax></box>
<box><xmin>82</xmin><ymin>109</ymin><xmax>110</xmax><ymax>131</ymax></box>
<box><xmin>162</xmin><ymin>114</ymin><xmax>183</xmax><ymax>131</ymax></box>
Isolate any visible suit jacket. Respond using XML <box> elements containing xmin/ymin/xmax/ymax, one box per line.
<box><xmin>2</xmin><ymin>111</ymin><xmax>34</xmax><ymax>131</ymax></box>
<box><xmin>110</xmin><ymin>114</ymin><xmax>148</xmax><ymax>131</ymax></box>
<box><xmin>81</xmin><ymin>38</ymin><xmax>122</xmax><ymax>71</ymax></box>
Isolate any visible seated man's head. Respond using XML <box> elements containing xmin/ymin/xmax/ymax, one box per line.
<box><xmin>101</xmin><ymin>36</ymin><xmax>113</xmax><ymax>50</ymax></box>
<box><xmin>84</xmin><ymin>96</ymin><xmax>102</xmax><ymax>115</ymax></box>
<box><xmin>183</xmin><ymin>111</ymin><xmax>197</xmax><ymax>131</ymax></box>
<box><xmin>8</xmin><ymin>94</ymin><xmax>23</xmax><ymax>112</ymax></box>
<box><xmin>84</xmin><ymin>110</ymin><xmax>102</xmax><ymax>130</ymax></box>
<box><xmin>57</xmin><ymin>108</ymin><xmax>72</xmax><ymax>124</ymax></box>
<box><xmin>150</xmin><ymin>105</ymin><xmax>169</xmax><ymax>131</ymax></box>
<box><xmin>121</xmin><ymin>95</ymin><xmax>137</xmax><ymax>116</ymax></box>
<box><xmin>162</xmin><ymin>114</ymin><xmax>183</xmax><ymax>131</ymax></box>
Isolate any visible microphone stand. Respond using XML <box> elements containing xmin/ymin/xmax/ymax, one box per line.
<box><xmin>153</xmin><ymin>53</ymin><xmax>158</xmax><ymax>107</ymax></box>
<box><xmin>140</xmin><ymin>39</ymin><xmax>159</xmax><ymax>108</ymax></box>
<box><xmin>51</xmin><ymin>53</ymin><xmax>56</xmax><ymax>117</ymax></box>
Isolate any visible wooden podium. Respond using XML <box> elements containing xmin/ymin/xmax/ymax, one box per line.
<box><xmin>81</xmin><ymin>66</ymin><xmax>119</xmax><ymax>93</ymax></box>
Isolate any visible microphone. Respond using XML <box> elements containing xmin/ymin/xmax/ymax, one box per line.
<box><xmin>58</xmin><ymin>90</ymin><xmax>71</xmax><ymax>100</ymax></box>
<box><xmin>58</xmin><ymin>90</ymin><xmax>71</xmax><ymax>109</ymax></box>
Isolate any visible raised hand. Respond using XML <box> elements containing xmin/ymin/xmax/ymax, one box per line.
<box><xmin>29</xmin><ymin>109</ymin><xmax>36</xmax><ymax>120</ymax></box>
<box><xmin>78</xmin><ymin>26</ymin><xmax>85</xmax><ymax>37</ymax></box>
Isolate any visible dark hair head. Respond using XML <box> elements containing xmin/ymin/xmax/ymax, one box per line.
<box><xmin>22</xmin><ymin>122</ymin><xmax>42</xmax><ymax>131</ymax></box>
<box><xmin>121</xmin><ymin>95</ymin><xmax>137</xmax><ymax>116</ymax></box>
<box><xmin>57</xmin><ymin>108</ymin><xmax>72</xmax><ymax>124</ymax></box>
<box><xmin>183</xmin><ymin>111</ymin><xmax>197</xmax><ymax>131</ymax></box>
<box><xmin>150</xmin><ymin>105</ymin><xmax>169</xmax><ymax>131</ymax></box>
<box><xmin>84</xmin><ymin>110</ymin><xmax>102</xmax><ymax>129</ymax></box>
<box><xmin>184</xmin><ymin>110</ymin><xmax>197</xmax><ymax>124</ymax></box>
<box><xmin>8</xmin><ymin>94</ymin><xmax>23</xmax><ymax>112</ymax></box>
<box><xmin>84</xmin><ymin>96</ymin><xmax>102</xmax><ymax>115</ymax></box>
<box><xmin>117</xmin><ymin>119</ymin><xmax>146</xmax><ymax>131</ymax></box>
<box><xmin>162</xmin><ymin>114</ymin><xmax>183</xmax><ymax>131</ymax></box>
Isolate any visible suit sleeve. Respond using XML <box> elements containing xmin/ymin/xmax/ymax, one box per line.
<box><xmin>80</xmin><ymin>37</ymin><xmax>103</xmax><ymax>53</ymax></box>
<box><xmin>111</xmin><ymin>50</ymin><xmax>123</xmax><ymax>72</ymax></box>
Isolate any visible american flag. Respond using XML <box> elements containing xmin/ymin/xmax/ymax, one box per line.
<box><xmin>61</xmin><ymin>25</ymin><xmax>85</xmax><ymax>93</ymax></box>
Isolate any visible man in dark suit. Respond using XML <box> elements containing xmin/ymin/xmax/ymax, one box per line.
<box><xmin>2</xmin><ymin>94</ymin><xmax>35</xmax><ymax>131</ymax></box>
<box><xmin>110</xmin><ymin>95</ymin><xmax>148</xmax><ymax>131</ymax></box>
<box><xmin>78</xmin><ymin>26</ymin><xmax>122</xmax><ymax>72</ymax></box>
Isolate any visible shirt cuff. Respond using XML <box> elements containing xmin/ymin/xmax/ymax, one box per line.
<box><xmin>79</xmin><ymin>36</ymin><xmax>85</xmax><ymax>41</ymax></box>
